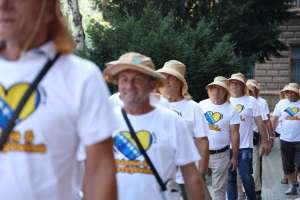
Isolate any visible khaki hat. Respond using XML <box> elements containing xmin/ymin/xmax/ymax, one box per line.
<box><xmin>229</xmin><ymin>73</ymin><xmax>246</xmax><ymax>85</ymax></box>
<box><xmin>281</xmin><ymin>83</ymin><xmax>300</xmax><ymax>96</ymax></box>
<box><xmin>207</xmin><ymin>76</ymin><xmax>229</xmax><ymax>93</ymax></box>
<box><xmin>207</xmin><ymin>76</ymin><xmax>230</xmax><ymax>102</ymax></box>
<box><xmin>104</xmin><ymin>52</ymin><xmax>166</xmax><ymax>85</ymax></box>
<box><xmin>246</xmin><ymin>79</ymin><xmax>260</xmax><ymax>91</ymax></box>
<box><xmin>156</xmin><ymin>60</ymin><xmax>191</xmax><ymax>99</ymax></box>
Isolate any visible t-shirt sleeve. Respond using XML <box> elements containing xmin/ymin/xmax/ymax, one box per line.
<box><xmin>263</xmin><ymin>99</ymin><xmax>270</xmax><ymax>115</ymax></box>
<box><xmin>273</xmin><ymin>102</ymin><xmax>282</xmax><ymax>117</ymax></box>
<box><xmin>252</xmin><ymin>99</ymin><xmax>261</xmax><ymax>117</ymax></box>
<box><xmin>230</xmin><ymin>109</ymin><xmax>241</xmax><ymax>125</ymax></box>
<box><xmin>259</xmin><ymin>103</ymin><xmax>268</xmax><ymax>120</ymax></box>
<box><xmin>174</xmin><ymin>116</ymin><xmax>201</xmax><ymax>166</ymax></box>
<box><xmin>193</xmin><ymin>105</ymin><xmax>209</xmax><ymax>138</ymax></box>
<box><xmin>76</xmin><ymin>66</ymin><xmax>118</xmax><ymax>147</ymax></box>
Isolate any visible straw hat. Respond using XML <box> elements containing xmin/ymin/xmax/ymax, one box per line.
<box><xmin>229</xmin><ymin>73</ymin><xmax>246</xmax><ymax>85</ymax></box>
<box><xmin>207</xmin><ymin>76</ymin><xmax>229</xmax><ymax>93</ymax></box>
<box><xmin>104</xmin><ymin>52</ymin><xmax>166</xmax><ymax>85</ymax></box>
<box><xmin>207</xmin><ymin>76</ymin><xmax>230</xmax><ymax>101</ymax></box>
<box><xmin>229</xmin><ymin>72</ymin><xmax>248</xmax><ymax>95</ymax></box>
<box><xmin>246</xmin><ymin>79</ymin><xmax>260</xmax><ymax>92</ymax></box>
<box><xmin>281</xmin><ymin>83</ymin><xmax>300</xmax><ymax>96</ymax></box>
<box><xmin>156</xmin><ymin>60</ymin><xmax>191</xmax><ymax>99</ymax></box>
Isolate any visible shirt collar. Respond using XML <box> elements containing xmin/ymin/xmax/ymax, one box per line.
<box><xmin>25</xmin><ymin>41</ymin><xmax>56</xmax><ymax>60</ymax></box>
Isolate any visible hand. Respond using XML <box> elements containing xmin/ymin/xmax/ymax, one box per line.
<box><xmin>230</xmin><ymin>157</ymin><xmax>238</xmax><ymax>171</ymax></box>
<box><xmin>259</xmin><ymin>142</ymin><xmax>272</xmax><ymax>156</ymax></box>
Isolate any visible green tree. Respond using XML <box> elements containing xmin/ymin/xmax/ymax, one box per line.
<box><xmin>86</xmin><ymin>5</ymin><xmax>241</xmax><ymax>100</ymax></box>
<box><xmin>86</xmin><ymin>0</ymin><xmax>292</xmax><ymax>100</ymax></box>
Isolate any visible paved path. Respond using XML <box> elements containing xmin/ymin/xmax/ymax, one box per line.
<box><xmin>262</xmin><ymin>139</ymin><xmax>300</xmax><ymax>200</ymax></box>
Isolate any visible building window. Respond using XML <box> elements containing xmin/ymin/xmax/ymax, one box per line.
<box><xmin>291</xmin><ymin>46</ymin><xmax>300</xmax><ymax>84</ymax></box>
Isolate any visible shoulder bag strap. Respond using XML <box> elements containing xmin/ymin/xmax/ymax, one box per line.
<box><xmin>0</xmin><ymin>53</ymin><xmax>61</xmax><ymax>150</ymax></box>
<box><xmin>121</xmin><ymin>108</ymin><xmax>167</xmax><ymax>191</ymax></box>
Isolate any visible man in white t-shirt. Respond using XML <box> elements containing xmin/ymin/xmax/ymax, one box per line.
<box><xmin>272</xmin><ymin>83</ymin><xmax>300</xmax><ymax>195</ymax></box>
<box><xmin>104</xmin><ymin>52</ymin><xmax>205</xmax><ymax>200</ymax></box>
<box><xmin>199</xmin><ymin>76</ymin><xmax>240</xmax><ymax>200</ymax></box>
<box><xmin>246</xmin><ymin>79</ymin><xmax>275</xmax><ymax>200</ymax></box>
<box><xmin>157</xmin><ymin>60</ymin><xmax>209</xmax><ymax>199</ymax></box>
<box><xmin>109</xmin><ymin>92</ymin><xmax>169</xmax><ymax>108</ymax></box>
<box><xmin>0</xmin><ymin>1</ymin><xmax>117</xmax><ymax>200</ymax></box>
<box><xmin>227</xmin><ymin>73</ymin><xmax>271</xmax><ymax>200</ymax></box>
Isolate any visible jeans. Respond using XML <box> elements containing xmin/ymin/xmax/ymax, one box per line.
<box><xmin>227</xmin><ymin>148</ymin><xmax>256</xmax><ymax>200</ymax></box>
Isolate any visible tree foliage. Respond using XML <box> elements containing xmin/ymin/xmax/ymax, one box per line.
<box><xmin>86</xmin><ymin>0</ymin><xmax>293</xmax><ymax>100</ymax></box>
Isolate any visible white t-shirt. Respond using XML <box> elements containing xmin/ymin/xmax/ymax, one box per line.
<box><xmin>273</xmin><ymin>99</ymin><xmax>300</xmax><ymax>142</ymax></box>
<box><xmin>230</xmin><ymin>96</ymin><xmax>261</xmax><ymax>148</ymax></box>
<box><xmin>199</xmin><ymin>99</ymin><xmax>240</xmax><ymax>150</ymax></box>
<box><xmin>253</xmin><ymin>97</ymin><xmax>269</xmax><ymax>132</ymax></box>
<box><xmin>168</xmin><ymin>99</ymin><xmax>208</xmax><ymax>138</ymax></box>
<box><xmin>273</xmin><ymin>99</ymin><xmax>287</xmax><ymax>135</ymax></box>
<box><xmin>109</xmin><ymin>92</ymin><xmax>169</xmax><ymax>108</ymax></box>
<box><xmin>0</xmin><ymin>42</ymin><xmax>117</xmax><ymax>200</ymax></box>
<box><xmin>113</xmin><ymin>107</ymin><xmax>200</xmax><ymax>200</ymax></box>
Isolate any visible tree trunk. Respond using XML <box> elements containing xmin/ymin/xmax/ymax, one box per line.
<box><xmin>66</xmin><ymin>0</ymin><xmax>86</xmax><ymax>50</ymax></box>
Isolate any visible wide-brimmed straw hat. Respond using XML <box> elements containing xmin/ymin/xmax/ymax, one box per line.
<box><xmin>229</xmin><ymin>73</ymin><xmax>246</xmax><ymax>85</ymax></box>
<box><xmin>229</xmin><ymin>72</ymin><xmax>248</xmax><ymax>94</ymax></box>
<box><xmin>156</xmin><ymin>60</ymin><xmax>191</xmax><ymax>99</ymax></box>
<box><xmin>281</xmin><ymin>83</ymin><xmax>300</xmax><ymax>96</ymax></box>
<box><xmin>207</xmin><ymin>76</ymin><xmax>230</xmax><ymax>101</ymax></box>
<box><xmin>246</xmin><ymin>79</ymin><xmax>260</xmax><ymax>92</ymax></box>
<box><xmin>207</xmin><ymin>76</ymin><xmax>229</xmax><ymax>93</ymax></box>
<box><xmin>104</xmin><ymin>52</ymin><xmax>166</xmax><ymax>85</ymax></box>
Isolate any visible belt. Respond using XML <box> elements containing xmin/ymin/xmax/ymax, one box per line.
<box><xmin>209</xmin><ymin>146</ymin><xmax>229</xmax><ymax>155</ymax></box>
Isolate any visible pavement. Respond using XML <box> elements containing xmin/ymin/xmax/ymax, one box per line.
<box><xmin>262</xmin><ymin>138</ymin><xmax>300</xmax><ymax>200</ymax></box>
<box><xmin>206</xmin><ymin>138</ymin><xmax>300</xmax><ymax>200</ymax></box>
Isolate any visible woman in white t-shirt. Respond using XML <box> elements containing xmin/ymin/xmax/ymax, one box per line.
<box><xmin>0</xmin><ymin>1</ymin><xmax>118</xmax><ymax>200</ymax></box>
<box><xmin>199</xmin><ymin>76</ymin><xmax>240</xmax><ymax>200</ymax></box>
<box><xmin>157</xmin><ymin>60</ymin><xmax>209</xmax><ymax>199</ymax></box>
<box><xmin>272</xmin><ymin>83</ymin><xmax>300</xmax><ymax>195</ymax></box>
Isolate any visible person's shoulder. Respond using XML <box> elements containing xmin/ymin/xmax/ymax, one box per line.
<box><xmin>198</xmin><ymin>98</ymin><xmax>210</xmax><ymax>107</ymax></box>
<box><xmin>155</xmin><ymin>106</ymin><xmax>183</xmax><ymax>120</ymax></box>
<box><xmin>60</xmin><ymin>54</ymin><xmax>101</xmax><ymax>75</ymax></box>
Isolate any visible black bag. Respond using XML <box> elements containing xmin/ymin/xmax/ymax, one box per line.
<box><xmin>253</xmin><ymin>131</ymin><xmax>260</xmax><ymax>146</ymax></box>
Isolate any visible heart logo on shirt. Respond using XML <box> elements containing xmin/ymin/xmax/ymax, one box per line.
<box><xmin>235</xmin><ymin>104</ymin><xmax>244</xmax><ymax>113</ymax></box>
<box><xmin>284</xmin><ymin>107</ymin><xmax>299</xmax><ymax>116</ymax></box>
<box><xmin>114</xmin><ymin>130</ymin><xmax>153</xmax><ymax>160</ymax></box>
<box><xmin>0</xmin><ymin>83</ymin><xmax>41</xmax><ymax>130</ymax></box>
<box><xmin>204</xmin><ymin>111</ymin><xmax>223</xmax><ymax>124</ymax></box>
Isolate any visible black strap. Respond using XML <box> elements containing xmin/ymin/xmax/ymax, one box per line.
<box><xmin>121</xmin><ymin>108</ymin><xmax>167</xmax><ymax>191</ymax></box>
<box><xmin>0</xmin><ymin>53</ymin><xmax>60</xmax><ymax>150</ymax></box>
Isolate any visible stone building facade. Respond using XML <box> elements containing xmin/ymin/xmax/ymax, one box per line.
<box><xmin>255</xmin><ymin>6</ymin><xmax>300</xmax><ymax>109</ymax></box>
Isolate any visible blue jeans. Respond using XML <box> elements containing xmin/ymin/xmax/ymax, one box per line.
<box><xmin>227</xmin><ymin>148</ymin><xmax>256</xmax><ymax>200</ymax></box>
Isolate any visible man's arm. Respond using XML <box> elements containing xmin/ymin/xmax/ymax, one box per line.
<box><xmin>229</xmin><ymin>124</ymin><xmax>240</xmax><ymax>171</ymax></box>
<box><xmin>181</xmin><ymin>163</ymin><xmax>205</xmax><ymax>200</ymax></box>
<box><xmin>255</xmin><ymin>116</ymin><xmax>271</xmax><ymax>155</ymax></box>
<box><xmin>271</xmin><ymin>116</ymin><xmax>279</xmax><ymax>131</ymax></box>
<box><xmin>84</xmin><ymin>138</ymin><xmax>117</xmax><ymax>200</ymax></box>
<box><xmin>195</xmin><ymin>137</ymin><xmax>209</xmax><ymax>175</ymax></box>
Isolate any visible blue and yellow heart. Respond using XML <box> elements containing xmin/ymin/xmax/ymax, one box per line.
<box><xmin>284</xmin><ymin>107</ymin><xmax>299</xmax><ymax>116</ymax></box>
<box><xmin>0</xmin><ymin>83</ymin><xmax>41</xmax><ymax>129</ymax></box>
<box><xmin>114</xmin><ymin>130</ymin><xmax>153</xmax><ymax>160</ymax></box>
<box><xmin>204</xmin><ymin>111</ymin><xmax>223</xmax><ymax>125</ymax></box>
<box><xmin>235</xmin><ymin>104</ymin><xmax>244</xmax><ymax>113</ymax></box>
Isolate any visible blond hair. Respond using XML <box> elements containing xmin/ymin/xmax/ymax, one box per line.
<box><xmin>50</xmin><ymin>0</ymin><xmax>75</xmax><ymax>54</ymax></box>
